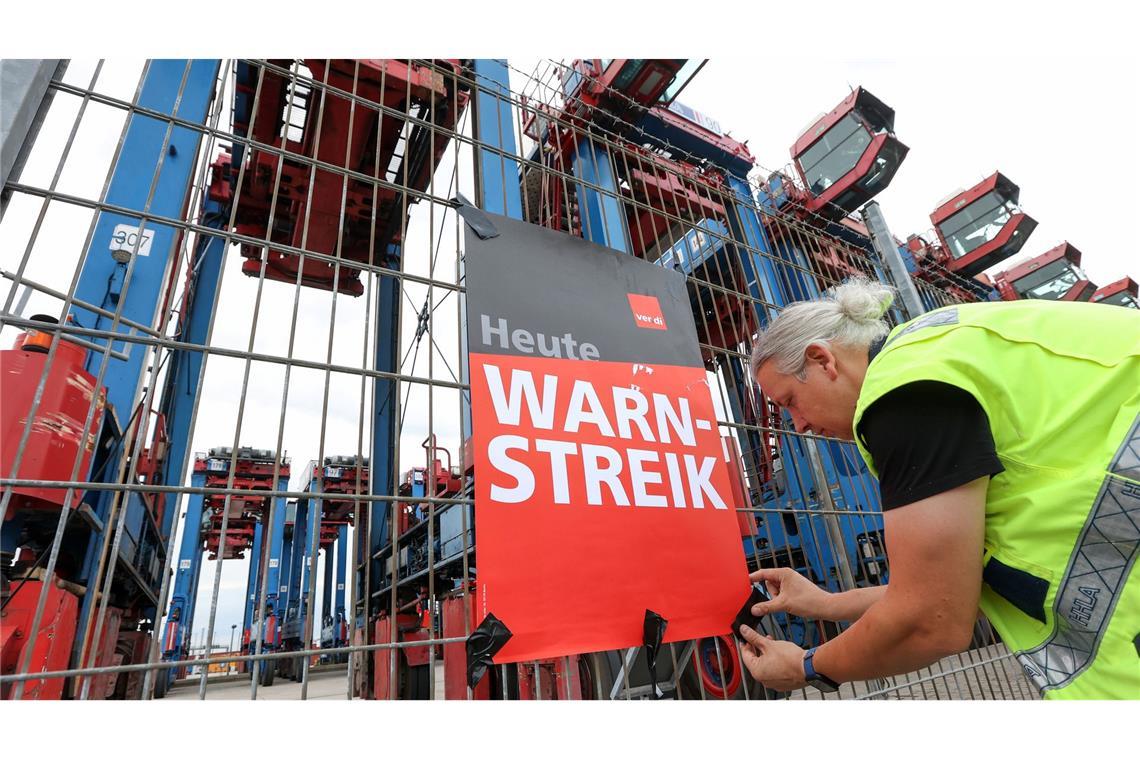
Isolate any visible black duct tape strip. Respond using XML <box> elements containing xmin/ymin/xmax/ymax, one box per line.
<box><xmin>455</xmin><ymin>193</ymin><xmax>500</xmax><ymax>240</ymax></box>
<box><xmin>466</xmin><ymin>612</ymin><xmax>512</xmax><ymax>689</ymax></box>
<box><xmin>733</xmin><ymin>582</ymin><xmax>772</xmax><ymax>638</ymax></box>
<box><xmin>643</xmin><ymin>609</ymin><xmax>668</xmax><ymax>700</ymax></box>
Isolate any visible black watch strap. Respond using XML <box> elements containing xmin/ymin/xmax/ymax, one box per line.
<box><xmin>803</xmin><ymin>646</ymin><xmax>840</xmax><ymax>692</ymax></box>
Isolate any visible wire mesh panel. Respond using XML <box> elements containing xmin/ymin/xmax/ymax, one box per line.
<box><xmin>0</xmin><ymin>58</ymin><xmax>1036</xmax><ymax>701</ymax></box>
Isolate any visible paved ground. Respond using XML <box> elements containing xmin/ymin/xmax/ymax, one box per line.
<box><xmin>165</xmin><ymin>666</ymin><xmax>351</xmax><ymax>700</ymax></box>
<box><xmin>165</xmin><ymin>662</ymin><xmax>450</xmax><ymax>700</ymax></box>
<box><xmin>792</xmin><ymin>643</ymin><xmax>1037</xmax><ymax>700</ymax></box>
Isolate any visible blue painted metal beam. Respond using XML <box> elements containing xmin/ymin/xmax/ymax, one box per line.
<box><xmin>64</xmin><ymin>59</ymin><xmax>220</xmax><ymax>675</ymax></box>
<box><xmin>277</xmin><ymin>502</ymin><xmax>296</xmax><ymax>626</ymax></box>
<box><xmin>334</xmin><ymin>524</ymin><xmax>348</xmax><ymax>626</ymax></box>
<box><xmin>158</xmin><ymin>196</ymin><xmax>228</xmax><ymax>542</ymax></box>
<box><xmin>321</xmin><ymin>537</ymin><xmax>334</xmax><ymax>621</ymax></box>
<box><xmin>261</xmin><ymin>494</ymin><xmax>288</xmax><ymax>643</ymax></box>
<box><xmin>163</xmin><ymin>469</ymin><xmax>206</xmax><ymax>669</ymax></box>
<box><xmin>301</xmin><ymin>484</ymin><xmax>322</xmax><ymax>641</ymax></box>
<box><xmin>242</xmin><ymin>521</ymin><xmax>264</xmax><ymax>643</ymax></box>
<box><xmin>286</xmin><ymin>499</ymin><xmax>308</xmax><ymax>636</ymax></box>
<box><xmin>71</xmin><ymin>59</ymin><xmax>219</xmax><ymax>426</ymax></box>
<box><xmin>572</xmin><ymin>136</ymin><xmax>628</xmax><ymax>252</ymax></box>
<box><xmin>457</xmin><ymin>59</ymin><xmax>528</xmax><ymax>457</ymax></box>
<box><xmin>471</xmin><ymin>59</ymin><xmax>523</xmax><ymax>220</ymax></box>
<box><xmin>368</xmin><ymin>268</ymin><xmax>400</xmax><ymax>617</ymax></box>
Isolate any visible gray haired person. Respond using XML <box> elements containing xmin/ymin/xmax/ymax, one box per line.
<box><xmin>738</xmin><ymin>277</ymin><xmax>1140</xmax><ymax>699</ymax></box>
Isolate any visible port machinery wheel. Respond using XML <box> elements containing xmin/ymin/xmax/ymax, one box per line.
<box><xmin>574</xmin><ymin>652</ymin><xmax>625</xmax><ymax>699</ymax></box>
<box><xmin>258</xmin><ymin>659</ymin><xmax>276</xmax><ymax>687</ymax></box>
<box><xmin>680</xmin><ymin>635</ymin><xmax>743</xmax><ymax>700</ymax></box>
<box><xmin>153</xmin><ymin>670</ymin><xmax>168</xmax><ymax>699</ymax></box>
<box><xmin>577</xmin><ymin>654</ymin><xmax>598</xmax><ymax>700</ymax></box>
<box><xmin>400</xmin><ymin>662</ymin><xmax>431</xmax><ymax>700</ymax></box>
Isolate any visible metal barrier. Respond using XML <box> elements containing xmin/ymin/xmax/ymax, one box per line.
<box><xmin>0</xmin><ymin>58</ymin><xmax>1036</xmax><ymax>700</ymax></box>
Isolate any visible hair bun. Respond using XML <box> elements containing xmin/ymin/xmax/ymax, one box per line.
<box><xmin>829</xmin><ymin>278</ymin><xmax>895</xmax><ymax>324</ymax></box>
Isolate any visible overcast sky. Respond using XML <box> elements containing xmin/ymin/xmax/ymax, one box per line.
<box><xmin>3</xmin><ymin>50</ymin><xmax>1136</xmax><ymax>654</ymax></box>
<box><xmin>677</xmin><ymin>57</ymin><xmax>1138</xmax><ymax>287</ymax></box>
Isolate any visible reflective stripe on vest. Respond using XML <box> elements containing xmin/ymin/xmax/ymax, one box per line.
<box><xmin>883</xmin><ymin>307</ymin><xmax>959</xmax><ymax>347</ymax></box>
<box><xmin>1018</xmin><ymin>415</ymin><xmax>1140</xmax><ymax>693</ymax></box>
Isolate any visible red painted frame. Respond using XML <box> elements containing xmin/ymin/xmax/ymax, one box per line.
<box><xmin>791</xmin><ymin>87</ymin><xmax>908</xmax><ymax>218</ymax></box>
<box><xmin>1093</xmin><ymin>277</ymin><xmax>1139</xmax><ymax>304</ymax></box>
<box><xmin>213</xmin><ymin>59</ymin><xmax>469</xmax><ymax>296</ymax></box>
<box><xmin>194</xmin><ymin>451</ymin><xmax>290</xmax><ymax>559</ymax></box>
<box><xmin>931</xmin><ymin>172</ymin><xmax>1037</xmax><ymax>277</ymax></box>
<box><xmin>993</xmin><ymin>242</ymin><xmax>1092</xmax><ymax>301</ymax></box>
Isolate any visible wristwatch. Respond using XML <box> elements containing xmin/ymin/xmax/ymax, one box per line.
<box><xmin>803</xmin><ymin>647</ymin><xmax>840</xmax><ymax>692</ymax></box>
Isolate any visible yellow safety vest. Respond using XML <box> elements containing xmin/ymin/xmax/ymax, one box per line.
<box><xmin>852</xmin><ymin>300</ymin><xmax>1140</xmax><ymax>699</ymax></box>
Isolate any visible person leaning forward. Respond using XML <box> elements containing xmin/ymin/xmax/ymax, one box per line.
<box><xmin>740</xmin><ymin>277</ymin><xmax>1140</xmax><ymax>700</ymax></box>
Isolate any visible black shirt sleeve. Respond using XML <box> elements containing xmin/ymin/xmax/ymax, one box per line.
<box><xmin>856</xmin><ymin>380</ymin><xmax>1004</xmax><ymax>510</ymax></box>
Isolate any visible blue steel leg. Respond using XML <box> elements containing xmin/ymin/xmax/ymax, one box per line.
<box><xmin>278</xmin><ymin>512</ymin><xmax>294</xmax><ymax>628</ymax></box>
<box><xmin>67</xmin><ymin>60</ymin><xmax>220</xmax><ymax>680</ymax></box>
<box><xmin>729</xmin><ymin>185</ymin><xmax>858</xmax><ymax>636</ymax></box>
<box><xmin>723</xmin><ymin>179</ymin><xmax>783</xmax><ymax>490</ymax></box>
<box><xmin>261</xmin><ymin>493</ymin><xmax>288</xmax><ymax>649</ymax></box>
<box><xmin>145</xmin><ymin>195</ymin><xmax>226</xmax><ymax>693</ymax></box>
<box><xmin>319</xmin><ymin>538</ymin><xmax>333</xmax><ymax>659</ymax></box>
<box><xmin>285</xmin><ymin>498</ymin><xmax>309</xmax><ymax>679</ymax></box>
<box><xmin>159</xmin><ymin>197</ymin><xmax>229</xmax><ymax>541</ymax></box>
<box><xmin>185</xmin><ymin>542</ymin><xmax>204</xmax><ymax>655</ymax></box>
<box><xmin>723</xmin><ymin>355</ymin><xmax>767</xmax><ymax>488</ymax></box>
<box><xmin>750</xmin><ymin>231</ymin><xmax>880</xmax><ymax>590</ymax></box>
<box><xmin>70</xmin><ymin>59</ymin><xmax>219</xmax><ymax>419</ymax></box>
<box><xmin>242</xmin><ymin>521</ymin><xmax>264</xmax><ymax>652</ymax></box>
<box><xmin>456</xmin><ymin>60</ymin><xmax>527</xmax><ymax>483</ymax></box>
<box><xmin>303</xmin><ymin>494</ymin><xmax>322</xmax><ymax>641</ymax></box>
<box><xmin>572</xmin><ymin>136</ymin><xmax>629</xmax><ymax>252</ymax></box>
<box><xmin>288</xmin><ymin>500</ymin><xmax>308</xmax><ymax>634</ymax></box>
<box><xmin>163</xmin><ymin>472</ymin><xmax>208</xmax><ymax>677</ymax></box>
<box><xmin>368</xmin><ymin>270</ymin><xmax>400</xmax><ymax>619</ymax></box>
<box><xmin>334</xmin><ymin>524</ymin><xmax>348</xmax><ymax>648</ymax></box>
<box><xmin>471</xmin><ymin>60</ymin><xmax>524</xmax><ymax>219</ymax></box>
<box><xmin>321</xmin><ymin>540</ymin><xmax>334</xmax><ymax>621</ymax></box>
<box><xmin>726</xmin><ymin>177</ymin><xmax>780</xmax><ymax>316</ymax></box>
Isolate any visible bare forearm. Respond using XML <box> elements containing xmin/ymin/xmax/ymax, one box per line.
<box><xmin>820</xmin><ymin>585</ymin><xmax>887</xmax><ymax>622</ymax></box>
<box><xmin>812</xmin><ymin>591</ymin><xmax>962</xmax><ymax>684</ymax></box>
<box><xmin>802</xmin><ymin>479</ymin><xmax>987</xmax><ymax>688</ymax></box>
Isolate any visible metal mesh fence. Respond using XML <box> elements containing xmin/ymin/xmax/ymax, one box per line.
<box><xmin>0</xmin><ymin>58</ymin><xmax>1036</xmax><ymax>700</ymax></box>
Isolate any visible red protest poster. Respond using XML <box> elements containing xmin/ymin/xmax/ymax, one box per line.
<box><xmin>464</xmin><ymin>211</ymin><xmax>749</xmax><ymax>663</ymax></box>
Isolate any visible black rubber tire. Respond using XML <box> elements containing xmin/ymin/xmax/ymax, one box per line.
<box><xmin>401</xmin><ymin>663</ymin><xmax>431</xmax><ymax>700</ymax></box>
<box><xmin>259</xmin><ymin>661</ymin><xmax>275</xmax><ymax>688</ymax></box>
<box><xmin>153</xmin><ymin>672</ymin><xmax>168</xmax><ymax>699</ymax></box>
<box><xmin>576</xmin><ymin>654</ymin><xmax>601</xmax><ymax>700</ymax></box>
<box><xmin>111</xmin><ymin>647</ymin><xmax>133</xmax><ymax>700</ymax></box>
<box><xmin>487</xmin><ymin>662</ymin><xmax>521</xmax><ymax>700</ymax></box>
<box><xmin>678</xmin><ymin>638</ymin><xmax>743</xmax><ymax>701</ymax></box>
<box><xmin>584</xmin><ymin>652</ymin><xmax>621</xmax><ymax>700</ymax></box>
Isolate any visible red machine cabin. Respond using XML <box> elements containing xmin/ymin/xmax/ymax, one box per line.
<box><xmin>993</xmin><ymin>242</ymin><xmax>1095</xmax><ymax>302</ymax></box>
<box><xmin>561</xmin><ymin>59</ymin><xmax>702</xmax><ymax>127</ymax></box>
<box><xmin>791</xmin><ymin>87</ymin><xmax>909</xmax><ymax>218</ymax></box>
<box><xmin>1092</xmin><ymin>277</ymin><xmax>1139</xmax><ymax>308</ymax></box>
<box><xmin>930</xmin><ymin>172</ymin><xmax>1037</xmax><ymax>277</ymax></box>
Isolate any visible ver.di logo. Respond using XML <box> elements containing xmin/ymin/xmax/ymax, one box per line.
<box><xmin>627</xmin><ymin>294</ymin><xmax>667</xmax><ymax>331</ymax></box>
